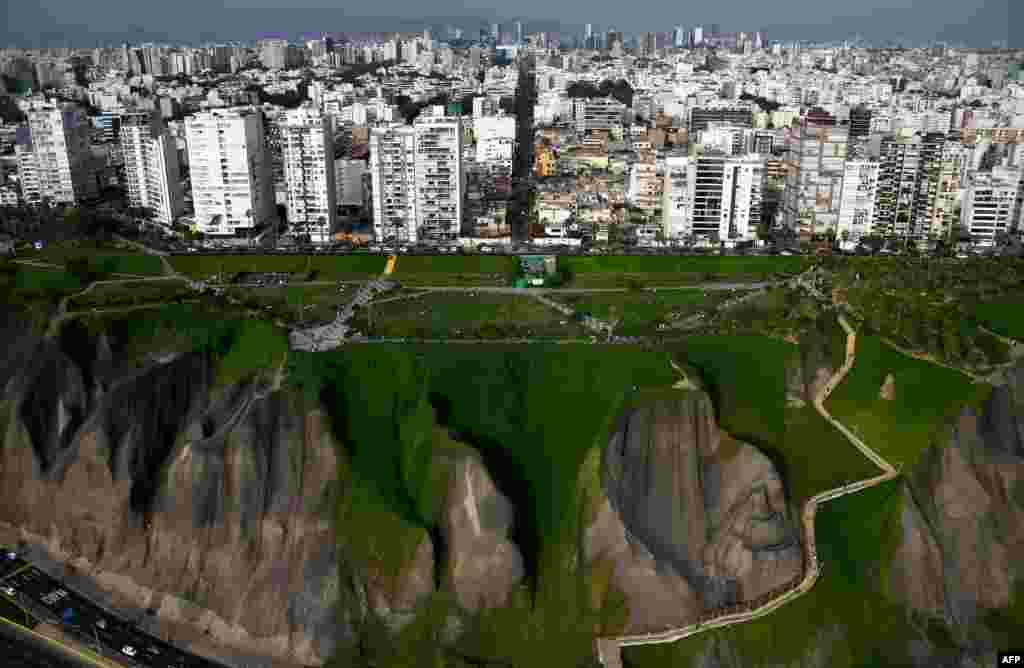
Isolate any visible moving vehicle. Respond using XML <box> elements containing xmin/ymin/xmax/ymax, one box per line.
<box><xmin>122</xmin><ymin>646</ymin><xmax>137</xmax><ymax>657</ymax></box>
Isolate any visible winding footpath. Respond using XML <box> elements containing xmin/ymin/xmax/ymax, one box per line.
<box><xmin>596</xmin><ymin>313</ymin><xmax>899</xmax><ymax>667</ymax></box>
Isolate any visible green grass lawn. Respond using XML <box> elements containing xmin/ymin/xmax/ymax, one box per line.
<box><xmin>672</xmin><ymin>336</ymin><xmax>790</xmax><ymax>447</ymax></box>
<box><xmin>622</xmin><ymin>479</ymin><xmax>942</xmax><ymax>668</ymax></box>
<box><xmin>670</xmin><ymin>335</ymin><xmax>879</xmax><ymax>506</ymax></box>
<box><xmin>226</xmin><ymin>284</ymin><xmax>358</xmax><ymax>324</ymax></box>
<box><xmin>22</xmin><ymin>244</ymin><xmax>165</xmax><ymax>275</ymax></box>
<box><xmin>826</xmin><ymin>335</ymin><xmax>990</xmax><ymax>469</ymax></box>
<box><xmin>83</xmin><ymin>302</ymin><xmax>288</xmax><ymax>384</ymax></box>
<box><xmin>10</xmin><ymin>267</ymin><xmax>83</xmax><ymax>294</ymax></box>
<box><xmin>68</xmin><ymin>279</ymin><xmax>195</xmax><ymax>310</ymax></box>
<box><xmin>390</xmin><ymin>255</ymin><xmax>518</xmax><ymax>286</ymax></box>
<box><xmin>294</xmin><ymin>344</ymin><xmax>678</xmax><ymax>666</ymax></box>
<box><xmin>363</xmin><ymin>292</ymin><xmax>579</xmax><ymax>338</ymax></box>
<box><xmin>560</xmin><ymin>256</ymin><xmax>811</xmax><ymax>288</ymax></box>
<box><xmin>782</xmin><ymin>406</ymin><xmax>881</xmax><ymax>506</ymax></box>
<box><xmin>168</xmin><ymin>254</ymin><xmax>385</xmax><ymax>281</ymax></box>
<box><xmin>555</xmin><ymin>289</ymin><xmax>733</xmax><ymax>335</ymax></box>
<box><xmin>974</xmin><ymin>298</ymin><xmax>1024</xmax><ymax>340</ymax></box>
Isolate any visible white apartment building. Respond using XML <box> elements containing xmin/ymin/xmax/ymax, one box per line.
<box><xmin>627</xmin><ymin>160</ymin><xmax>662</xmax><ymax>211</ymax></box>
<box><xmin>370</xmin><ymin>124</ymin><xmax>417</xmax><ymax>243</ymax></box>
<box><xmin>335</xmin><ymin>158</ymin><xmax>367</xmax><ymax>208</ymax></box>
<box><xmin>662</xmin><ymin>156</ymin><xmax>692</xmax><ymax>239</ymax></box>
<box><xmin>281</xmin><ymin>105</ymin><xmax>337</xmax><ymax>244</ymax></box>
<box><xmin>14</xmin><ymin>142</ymin><xmax>41</xmax><ymax>204</ymax></box>
<box><xmin>962</xmin><ymin>168</ymin><xmax>1021</xmax><ymax>246</ymax></box>
<box><xmin>836</xmin><ymin>160</ymin><xmax>880</xmax><ymax>247</ymax></box>
<box><xmin>414</xmin><ymin>116</ymin><xmax>464</xmax><ymax>242</ymax></box>
<box><xmin>22</xmin><ymin>102</ymin><xmax>97</xmax><ymax>205</ymax></box>
<box><xmin>662</xmin><ymin>153</ymin><xmax>764</xmax><ymax>244</ymax></box>
<box><xmin>572</xmin><ymin>97</ymin><xmax>626</xmax><ymax>133</ymax></box>
<box><xmin>120</xmin><ymin>111</ymin><xmax>184</xmax><ymax>226</ymax></box>
<box><xmin>369</xmin><ymin>118</ymin><xmax>464</xmax><ymax>243</ymax></box>
<box><xmin>185</xmin><ymin>107</ymin><xmax>275</xmax><ymax>236</ymax></box>
<box><xmin>474</xmin><ymin>115</ymin><xmax>516</xmax><ymax>174</ymax></box>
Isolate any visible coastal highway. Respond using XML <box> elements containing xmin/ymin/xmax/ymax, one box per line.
<box><xmin>0</xmin><ymin>615</ymin><xmax>107</xmax><ymax>668</ymax></box>
<box><xmin>0</xmin><ymin>550</ymin><xmax>226</xmax><ymax>668</ymax></box>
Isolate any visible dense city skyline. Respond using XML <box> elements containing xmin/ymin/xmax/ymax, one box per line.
<box><xmin>3</xmin><ymin>0</ymin><xmax>1020</xmax><ymax>48</ymax></box>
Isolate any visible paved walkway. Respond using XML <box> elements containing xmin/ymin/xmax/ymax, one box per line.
<box><xmin>596</xmin><ymin>312</ymin><xmax>899</xmax><ymax>663</ymax></box>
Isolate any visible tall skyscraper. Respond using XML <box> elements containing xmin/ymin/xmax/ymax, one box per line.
<box><xmin>661</xmin><ymin>153</ymin><xmax>764</xmax><ymax>243</ymax></box>
<box><xmin>369</xmin><ymin>117</ymin><xmax>464</xmax><ymax>244</ymax></box>
<box><xmin>674</xmin><ymin>26</ymin><xmax>686</xmax><ymax>48</ymax></box>
<box><xmin>692</xmin><ymin>25</ymin><xmax>704</xmax><ymax>46</ymax></box>
<box><xmin>873</xmin><ymin>132</ymin><xmax>947</xmax><ymax>243</ymax></box>
<box><xmin>836</xmin><ymin>160</ymin><xmax>880</xmax><ymax>246</ymax></box>
<box><xmin>185</xmin><ymin>107</ymin><xmax>275</xmax><ymax>237</ymax></box>
<box><xmin>515</xmin><ymin>21</ymin><xmax>524</xmax><ymax>44</ymax></box>
<box><xmin>281</xmin><ymin>105</ymin><xmax>337</xmax><ymax>244</ymax></box>
<box><xmin>585</xmin><ymin>23</ymin><xmax>593</xmax><ymax>44</ymax></box>
<box><xmin>120</xmin><ymin>110</ymin><xmax>184</xmax><ymax>225</ymax></box>
<box><xmin>781</xmin><ymin>112</ymin><xmax>849</xmax><ymax>237</ymax></box>
<box><xmin>22</xmin><ymin>101</ymin><xmax>97</xmax><ymax>205</ymax></box>
<box><xmin>491</xmin><ymin>23</ymin><xmax>500</xmax><ymax>43</ymax></box>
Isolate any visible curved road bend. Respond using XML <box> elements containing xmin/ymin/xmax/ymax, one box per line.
<box><xmin>596</xmin><ymin>313</ymin><xmax>898</xmax><ymax>667</ymax></box>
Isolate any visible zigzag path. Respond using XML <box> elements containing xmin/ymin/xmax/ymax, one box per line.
<box><xmin>596</xmin><ymin>313</ymin><xmax>899</xmax><ymax>667</ymax></box>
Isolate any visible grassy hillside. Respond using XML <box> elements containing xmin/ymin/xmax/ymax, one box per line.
<box><xmin>168</xmin><ymin>254</ymin><xmax>385</xmax><ymax>281</ymax></box>
<box><xmin>622</xmin><ymin>479</ymin><xmax>932</xmax><ymax>668</ymax></box>
<box><xmin>560</xmin><ymin>256</ymin><xmax>811</xmax><ymax>288</ymax></box>
<box><xmin>826</xmin><ymin>335</ymin><xmax>990</xmax><ymax>468</ymax></box>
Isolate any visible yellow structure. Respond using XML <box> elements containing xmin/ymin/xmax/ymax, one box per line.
<box><xmin>534</xmin><ymin>146</ymin><xmax>556</xmax><ymax>177</ymax></box>
<box><xmin>385</xmin><ymin>255</ymin><xmax>397</xmax><ymax>275</ymax></box>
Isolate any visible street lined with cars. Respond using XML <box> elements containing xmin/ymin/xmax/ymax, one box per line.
<box><xmin>0</xmin><ymin>547</ymin><xmax>227</xmax><ymax>668</ymax></box>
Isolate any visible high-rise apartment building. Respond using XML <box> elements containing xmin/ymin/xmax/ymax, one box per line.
<box><xmin>962</xmin><ymin>167</ymin><xmax>1021</xmax><ymax>246</ymax></box>
<box><xmin>781</xmin><ymin>116</ymin><xmax>849</xmax><ymax>237</ymax></box>
<box><xmin>873</xmin><ymin>132</ymin><xmax>946</xmax><ymax>243</ymax></box>
<box><xmin>120</xmin><ymin>110</ymin><xmax>184</xmax><ymax>225</ymax></box>
<box><xmin>281</xmin><ymin>105</ymin><xmax>337</xmax><ymax>244</ymax></box>
<box><xmin>663</xmin><ymin>153</ymin><xmax>764</xmax><ymax>243</ymax></box>
<box><xmin>185</xmin><ymin>107</ymin><xmax>275</xmax><ymax>237</ymax></box>
<box><xmin>674</xmin><ymin>26</ymin><xmax>686</xmax><ymax>48</ymax></box>
<box><xmin>836</xmin><ymin>160</ymin><xmax>880</xmax><ymax>246</ymax></box>
<box><xmin>22</xmin><ymin>101</ymin><xmax>97</xmax><ymax>205</ymax></box>
<box><xmin>369</xmin><ymin>117</ymin><xmax>464</xmax><ymax>244</ymax></box>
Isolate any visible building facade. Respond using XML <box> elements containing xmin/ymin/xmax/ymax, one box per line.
<box><xmin>120</xmin><ymin>110</ymin><xmax>184</xmax><ymax>225</ymax></box>
<box><xmin>369</xmin><ymin>118</ymin><xmax>465</xmax><ymax>243</ymax></box>
<box><xmin>781</xmin><ymin>120</ymin><xmax>849</xmax><ymax>237</ymax></box>
<box><xmin>23</xmin><ymin>101</ymin><xmax>97</xmax><ymax>205</ymax></box>
<box><xmin>185</xmin><ymin>107</ymin><xmax>275</xmax><ymax>236</ymax></box>
<box><xmin>836</xmin><ymin>160</ymin><xmax>879</xmax><ymax>246</ymax></box>
<box><xmin>281</xmin><ymin>105</ymin><xmax>337</xmax><ymax>243</ymax></box>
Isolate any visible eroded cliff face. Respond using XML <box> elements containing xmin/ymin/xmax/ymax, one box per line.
<box><xmin>442</xmin><ymin>450</ymin><xmax>525</xmax><ymax>612</ymax></box>
<box><xmin>893</xmin><ymin>366</ymin><xmax>1024</xmax><ymax>626</ymax></box>
<box><xmin>586</xmin><ymin>389</ymin><xmax>802</xmax><ymax>634</ymax></box>
<box><xmin>0</xmin><ymin>321</ymin><xmax>428</xmax><ymax>667</ymax></box>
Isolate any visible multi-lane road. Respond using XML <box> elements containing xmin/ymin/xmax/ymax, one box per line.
<box><xmin>0</xmin><ymin>550</ymin><xmax>227</xmax><ymax>668</ymax></box>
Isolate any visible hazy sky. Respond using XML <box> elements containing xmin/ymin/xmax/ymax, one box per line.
<box><xmin>3</xmin><ymin>0</ymin><xmax>1019</xmax><ymax>47</ymax></box>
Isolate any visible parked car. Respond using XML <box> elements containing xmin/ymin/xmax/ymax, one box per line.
<box><xmin>122</xmin><ymin>646</ymin><xmax>137</xmax><ymax>657</ymax></box>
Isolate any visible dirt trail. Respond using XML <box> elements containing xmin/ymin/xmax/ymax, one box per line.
<box><xmin>597</xmin><ymin>313</ymin><xmax>899</xmax><ymax>663</ymax></box>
